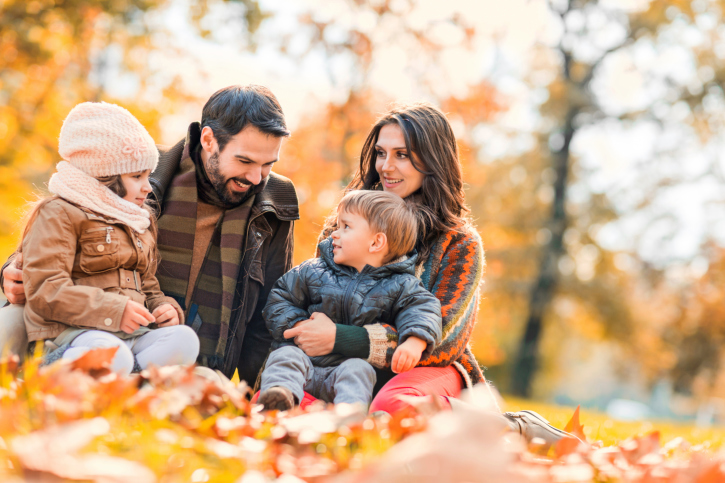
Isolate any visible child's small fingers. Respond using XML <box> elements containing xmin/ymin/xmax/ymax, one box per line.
<box><xmin>155</xmin><ymin>310</ymin><xmax>173</xmax><ymax>323</ymax></box>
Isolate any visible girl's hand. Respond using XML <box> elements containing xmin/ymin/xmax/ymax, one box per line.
<box><xmin>120</xmin><ymin>300</ymin><xmax>154</xmax><ymax>334</ymax></box>
<box><xmin>391</xmin><ymin>336</ymin><xmax>427</xmax><ymax>373</ymax></box>
<box><xmin>152</xmin><ymin>303</ymin><xmax>180</xmax><ymax>327</ymax></box>
<box><xmin>283</xmin><ymin>312</ymin><xmax>336</xmax><ymax>356</ymax></box>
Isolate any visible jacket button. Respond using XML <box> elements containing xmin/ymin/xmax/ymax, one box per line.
<box><xmin>104</xmin><ymin>318</ymin><xmax>112</xmax><ymax>326</ymax></box>
<box><xmin>97</xmin><ymin>245</ymin><xmax>105</xmax><ymax>252</ymax></box>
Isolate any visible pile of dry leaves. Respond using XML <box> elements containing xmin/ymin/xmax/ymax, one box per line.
<box><xmin>0</xmin><ymin>349</ymin><xmax>724</xmax><ymax>482</ymax></box>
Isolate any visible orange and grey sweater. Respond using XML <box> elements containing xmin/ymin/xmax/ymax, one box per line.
<box><xmin>333</xmin><ymin>226</ymin><xmax>486</xmax><ymax>388</ymax></box>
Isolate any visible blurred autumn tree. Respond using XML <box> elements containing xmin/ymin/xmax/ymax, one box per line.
<box><xmin>0</xmin><ymin>0</ymin><xmax>263</xmax><ymax>262</ymax></box>
<box><xmin>495</xmin><ymin>0</ymin><xmax>725</xmax><ymax>397</ymax></box>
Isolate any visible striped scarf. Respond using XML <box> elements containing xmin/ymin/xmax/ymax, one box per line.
<box><xmin>155</xmin><ymin>152</ymin><xmax>255</xmax><ymax>369</ymax></box>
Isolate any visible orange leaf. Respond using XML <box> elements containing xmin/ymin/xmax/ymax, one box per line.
<box><xmin>564</xmin><ymin>406</ymin><xmax>587</xmax><ymax>442</ymax></box>
<box><xmin>554</xmin><ymin>435</ymin><xmax>581</xmax><ymax>458</ymax></box>
<box><xmin>70</xmin><ymin>346</ymin><xmax>118</xmax><ymax>377</ymax></box>
<box><xmin>696</xmin><ymin>462</ymin><xmax>725</xmax><ymax>483</ymax></box>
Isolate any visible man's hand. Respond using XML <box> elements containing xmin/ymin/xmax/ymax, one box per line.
<box><xmin>391</xmin><ymin>336</ymin><xmax>427</xmax><ymax>373</ymax></box>
<box><xmin>3</xmin><ymin>254</ymin><xmax>25</xmax><ymax>305</ymax></box>
<box><xmin>152</xmin><ymin>303</ymin><xmax>179</xmax><ymax>327</ymax></box>
<box><xmin>120</xmin><ymin>300</ymin><xmax>154</xmax><ymax>334</ymax></box>
<box><xmin>283</xmin><ymin>312</ymin><xmax>336</xmax><ymax>357</ymax></box>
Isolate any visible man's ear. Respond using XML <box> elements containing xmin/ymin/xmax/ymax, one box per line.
<box><xmin>369</xmin><ymin>232</ymin><xmax>388</xmax><ymax>255</ymax></box>
<box><xmin>199</xmin><ymin>126</ymin><xmax>217</xmax><ymax>154</ymax></box>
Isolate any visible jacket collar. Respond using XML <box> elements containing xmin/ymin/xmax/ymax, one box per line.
<box><xmin>317</xmin><ymin>237</ymin><xmax>418</xmax><ymax>278</ymax></box>
<box><xmin>154</xmin><ymin>122</ymin><xmax>299</xmax><ymax>222</ymax></box>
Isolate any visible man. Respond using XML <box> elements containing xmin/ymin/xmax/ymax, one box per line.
<box><xmin>1</xmin><ymin>85</ymin><xmax>298</xmax><ymax>384</ymax></box>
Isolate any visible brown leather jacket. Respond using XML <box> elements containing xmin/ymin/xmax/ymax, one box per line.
<box><xmin>21</xmin><ymin>198</ymin><xmax>183</xmax><ymax>342</ymax></box>
<box><xmin>152</xmin><ymin>135</ymin><xmax>299</xmax><ymax>380</ymax></box>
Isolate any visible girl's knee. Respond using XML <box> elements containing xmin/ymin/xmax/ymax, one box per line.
<box><xmin>166</xmin><ymin>325</ymin><xmax>200</xmax><ymax>364</ymax></box>
<box><xmin>110</xmin><ymin>344</ymin><xmax>134</xmax><ymax>375</ymax></box>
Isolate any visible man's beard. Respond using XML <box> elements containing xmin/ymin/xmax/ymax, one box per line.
<box><xmin>206</xmin><ymin>150</ymin><xmax>254</xmax><ymax>205</ymax></box>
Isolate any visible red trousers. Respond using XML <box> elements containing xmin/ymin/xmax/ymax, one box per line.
<box><xmin>369</xmin><ymin>365</ymin><xmax>463</xmax><ymax>414</ymax></box>
<box><xmin>253</xmin><ymin>366</ymin><xmax>464</xmax><ymax>414</ymax></box>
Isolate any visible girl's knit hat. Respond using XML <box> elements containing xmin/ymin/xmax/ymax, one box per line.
<box><xmin>58</xmin><ymin>102</ymin><xmax>158</xmax><ymax>176</ymax></box>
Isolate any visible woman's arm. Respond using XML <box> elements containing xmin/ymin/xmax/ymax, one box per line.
<box><xmin>349</xmin><ymin>229</ymin><xmax>485</xmax><ymax>370</ymax></box>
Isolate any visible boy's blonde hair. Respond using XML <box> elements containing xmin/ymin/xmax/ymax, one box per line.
<box><xmin>337</xmin><ymin>190</ymin><xmax>418</xmax><ymax>261</ymax></box>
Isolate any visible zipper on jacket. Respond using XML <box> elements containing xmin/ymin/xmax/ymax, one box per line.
<box><xmin>84</xmin><ymin>227</ymin><xmax>114</xmax><ymax>235</ymax></box>
<box><xmin>83</xmin><ymin>226</ymin><xmax>114</xmax><ymax>244</ymax></box>
<box><xmin>341</xmin><ymin>267</ymin><xmax>367</xmax><ymax>326</ymax></box>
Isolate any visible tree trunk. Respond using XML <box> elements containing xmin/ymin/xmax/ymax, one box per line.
<box><xmin>510</xmin><ymin>106</ymin><xmax>577</xmax><ymax>397</ymax></box>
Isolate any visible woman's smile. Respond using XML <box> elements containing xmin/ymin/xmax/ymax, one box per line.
<box><xmin>375</xmin><ymin>123</ymin><xmax>425</xmax><ymax>199</ymax></box>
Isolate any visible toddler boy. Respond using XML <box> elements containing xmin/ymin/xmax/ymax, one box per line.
<box><xmin>259</xmin><ymin>190</ymin><xmax>442</xmax><ymax>410</ymax></box>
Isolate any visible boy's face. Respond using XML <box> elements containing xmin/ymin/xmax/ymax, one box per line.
<box><xmin>331</xmin><ymin>210</ymin><xmax>382</xmax><ymax>272</ymax></box>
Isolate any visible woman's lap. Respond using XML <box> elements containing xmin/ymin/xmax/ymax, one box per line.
<box><xmin>368</xmin><ymin>365</ymin><xmax>464</xmax><ymax>414</ymax></box>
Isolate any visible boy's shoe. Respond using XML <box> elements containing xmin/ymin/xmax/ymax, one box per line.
<box><xmin>258</xmin><ymin>386</ymin><xmax>295</xmax><ymax>411</ymax></box>
<box><xmin>503</xmin><ymin>410</ymin><xmax>583</xmax><ymax>447</ymax></box>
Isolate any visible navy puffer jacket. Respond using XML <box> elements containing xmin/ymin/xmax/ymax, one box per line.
<box><xmin>263</xmin><ymin>237</ymin><xmax>442</xmax><ymax>367</ymax></box>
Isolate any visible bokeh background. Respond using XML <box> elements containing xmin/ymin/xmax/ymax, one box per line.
<box><xmin>3</xmin><ymin>0</ymin><xmax>725</xmax><ymax>421</ymax></box>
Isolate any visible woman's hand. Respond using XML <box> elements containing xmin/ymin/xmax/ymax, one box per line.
<box><xmin>283</xmin><ymin>312</ymin><xmax>336</xmax><ymax>357</ymax></box>
<box><xmin>152</xmin><ymin>303</ymin><xmax>180</xmax><ymax>327</ymax></box>
<box><xmin>120</xmin><ymin>300</ymin><xmax>154</xmax><ymax>334</ymax></box>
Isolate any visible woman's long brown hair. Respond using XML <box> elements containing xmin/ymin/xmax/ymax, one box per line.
<box><xmin>325</xmin><ymin>102</ymin><xmax>470</xmax><ymax>262</ymax></box>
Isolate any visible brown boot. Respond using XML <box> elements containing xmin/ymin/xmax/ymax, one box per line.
<box><xmin>258</xmin><ymin>386</ymin><xmax>295</xmax><ymax>411</ymax></box>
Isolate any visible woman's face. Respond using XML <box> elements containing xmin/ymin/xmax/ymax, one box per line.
<box><xmin>374</xmin><ymin>123</ymin><xmax>425</xmax><ymax>199</ymax></box>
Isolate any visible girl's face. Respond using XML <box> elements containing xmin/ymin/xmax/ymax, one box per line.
<box><xmin>374</xmin><ymin>123</ymin><xmax>425</xmax><ymax>200</ymax></box>
<box><xmin>120</xmin><ymin>170</ymin><xmax>152</xmax><ymax>207</ymax></box>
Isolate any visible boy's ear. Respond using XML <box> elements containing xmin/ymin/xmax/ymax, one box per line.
<box><xmin>369</xmin><ymin>232</ymin><xmax>388</xmax><ymax>255</ymax></box>
<box><xmin>199</xmin><ymin>126</ymin><xmax>217</xmax><ymax>154</ymax></box>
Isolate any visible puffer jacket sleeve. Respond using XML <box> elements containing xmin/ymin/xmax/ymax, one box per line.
<box><xmin>392</xmin><ymin>276</ymin><xmax>442</xmax><ymax>359</ymax></box>
<box><xmin>23</xmin><ymin>201</ymin><xmax>128</xmax><ymax>331</ymax></box>
<box><xmin>262</xmin><ymin>262</ymin><xmax>313</xmax><ymax>343</ymax></box>
<box><xmin>363</xmin><ymin>229</ymin><xmax>485</xmax><ymax>370</ymax></box>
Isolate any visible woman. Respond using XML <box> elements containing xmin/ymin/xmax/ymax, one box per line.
<box><xmin>284</xmin><ymin>102</ymin><xmax>574</xmax><ymax>445</ymax></box>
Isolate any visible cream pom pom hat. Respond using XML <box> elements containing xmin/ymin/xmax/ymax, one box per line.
<box><xmin>58</xmin><ymin>101</ymin><xmax>158</xmax><ymax>176</ymax></box>
<box><xmin>48</xmin><ymin>102</ymin><xmax>158</xmax><ymax>233</ymax></box>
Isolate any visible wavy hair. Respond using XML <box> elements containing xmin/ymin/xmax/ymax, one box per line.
<box><xmin>336</xmin><ymin>102</ymin><xmax>470</xmax><ymax>262</ymax></box>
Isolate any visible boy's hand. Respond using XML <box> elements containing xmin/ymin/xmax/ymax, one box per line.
<box><xmin>391</xmin><ymin>336</ymin><xmax>427</xmax><ymax>373</ymax></box>
<box><xmin>120</xmin><ymin>300</ymin><xmax>154</xmax><ymax>334</ymax></box>
<box><xmin>152</xmin><ymin>303</ymin><xmax>179</xmax><ymax>327</ymax></box>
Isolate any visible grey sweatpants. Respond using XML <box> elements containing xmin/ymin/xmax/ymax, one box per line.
<box><xmin>261</xmin><ymin>345</ymin><xmax>376</xmax><ymax>406</ymax></box>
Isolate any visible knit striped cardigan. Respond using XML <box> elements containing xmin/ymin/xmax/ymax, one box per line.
<box><xmin>364</xmin><ymin>226</ymin><xmax>486</xmax><ymax>387</ymax></box>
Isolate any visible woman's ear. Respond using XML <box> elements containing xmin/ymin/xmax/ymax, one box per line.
<box><xmin>369</xmin><ymin>232</ymin><xmax>388</xmax><ymax>255</ymax></box>
<box><xmin>200</xmin><ymin>126</ymin><xmax>217</xmax><ymax>154</ymax></box>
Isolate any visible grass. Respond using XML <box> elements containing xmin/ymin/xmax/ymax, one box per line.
<box><xmin>504</xmin><ymin>396</ymin><xmax>725</xmax><ymax>451</ymax></box>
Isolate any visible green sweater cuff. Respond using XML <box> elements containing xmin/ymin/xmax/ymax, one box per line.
<box><xmin>333</xmin><ymin>324</ymin><xmax>370</xmax><ymax>359</ymax></box>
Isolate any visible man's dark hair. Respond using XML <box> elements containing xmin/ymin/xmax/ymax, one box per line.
<box><xmin>201</xmin><ymin>85</ymin><xmax>291</xmax><ymax>152</ymax></box>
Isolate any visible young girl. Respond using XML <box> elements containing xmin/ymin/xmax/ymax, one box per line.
<box><xmin>12</xmin><ymin>101</ymin><xmax>199</xmax><ymax>375</ymax></box>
